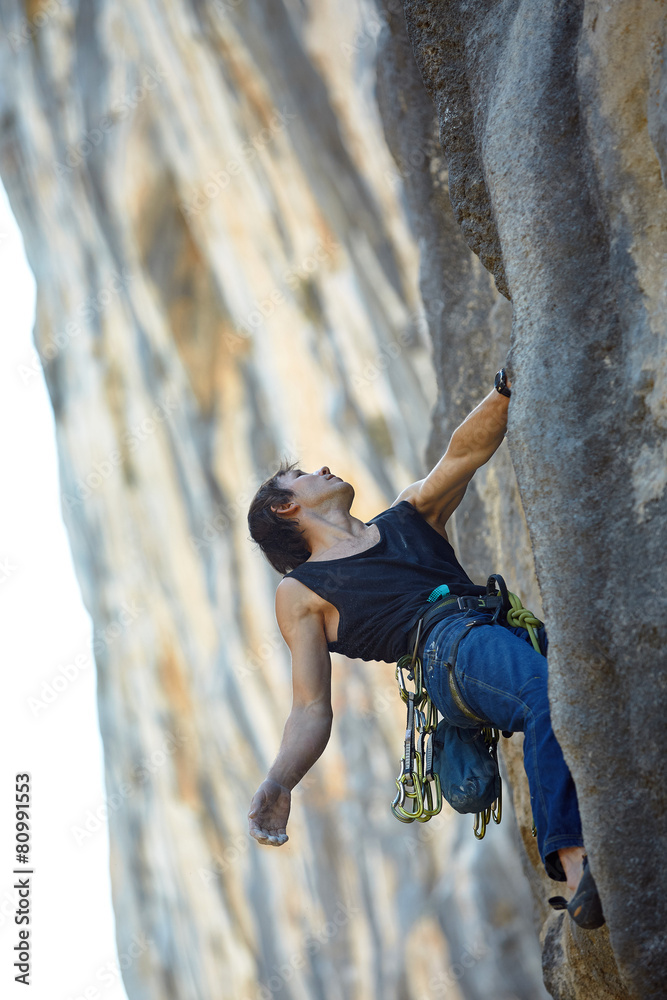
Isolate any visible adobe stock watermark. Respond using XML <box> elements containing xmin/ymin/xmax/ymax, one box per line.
<box><xmin>401</xmin><ymin>810</ymin><xmax>450</xmax><ymax>856</ymax></box>
<box><xmin>0</xmin><ymin>881</ymin><xmax>29</xmax><ymax>929</ymax></box>
<box><xmin>197</xmin><ymin>784</ymin><xmax>320</xmax><ymax>886</ymax></box>
<box><xmin>351</xmin><ymin>327</ymin><xmax>415</xmax><ymax>390</ymax></box>
<box><xmin>199</xmin><ymin>774</ymin><xmax>320</xmax><ymax>886</ymax></box>
<box><xmin>341</xmin><ymin>8</ymin><xmax>388</xmax><ymax>60</ymax></box>
<box><xmin>189</xmin><ymin>496</ymin><xmax>248</xmax><ymax>551</ymax></box>
<box><xmin>231</xmin><ymin>633</ymin><xmax>284</xmax><ymax>681</ymax></box>
<box><xmin>199</xmin><ymin>835</ymin><xmax>249</xmax><ymax>885</ymax></box>
<box><xmin>383</xmin><ymin>143</ymin><xmax>433</xmax><ymax>191</ymax></box>
<box><xmin>27</xmin><ymin>603</ymin><xmax>143</xmax><ymax>717</ymax></box>
<box><xmin>0</xmin><ymin>557</ymin><xmax>17</xmax><ymax>586</ymax></box>
<box><xmin>65</xmin><ymin>933</ymin><xmax>153</xmax><ymax>1000</ymax></box>
<box><xmin>211</xmin><ymin>0</ymin><xmax>245</xmax><ymax>17</ymax></box>
<box><xmin>61</xmin><ymin>394</ymin><xmax>179</xmax><ymax>510</ymax></box>
<box><xmin>341</xmin><ymin>0</ymin><xmax>407</xmax><ymax>61</ymax></box>
<box><xmin>70</xmin><ymin>730</ymin><xmax>188</xmax><ymax>846</ymax></box>
<box><xmin>417</xmin><ymin>939</ymin><xmax>488</xmax><ymax>999</ymax></box>
<box><xmin>189</xmin><ymin>448</ymin><xmax>301</xmax><ymax>551</ymax></box>
<box><xmin>6</xmin><ymin>0</ymin><xmax>69</xmax><ymax>52</ymax></box>
<box><xmin>351</xmin><ymin>300</ymin><xmax>435</xmax><ymax>390</ymax></box>
<box><xmin>54</xmin><ymin>67</ymin><xmax>167</xmax><ymax>176</ymax></box>
<box><xmin>359</xmin><ymin>683</ymin><xmax>397</xmax><ymax>724</ymax></box>
<box><xmin>17</xmin><ymin>268</ymin><xmax>134</xmax><ymax>386</ymax></box>
<box><xmin>241</xmin><ymin>900</ymin><xmax>360</xmax><ymax>1000</ymax></box>
<box><xmin>180</xmin><ymin>107</ymin><xmax>297</xmax><ymax>218</ymax></box>
<box><xmin>228</xmin><ymin>235</ymin><xmax>340</xmax><ymax>343</ymax></box>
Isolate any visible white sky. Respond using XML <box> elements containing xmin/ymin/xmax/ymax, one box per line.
<box><xmin>0</xmin><ymin>182</ymin><xmax>129</xmax><ymax>1000</ymax></box>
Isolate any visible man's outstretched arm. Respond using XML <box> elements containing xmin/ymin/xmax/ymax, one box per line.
<box><xmin>248</xmin><ymin>578</ymin><xmax>333</xmax><ymax>847</ymax></box>
<box><xmin>395</xmin><ymin>380</ymin><xmax>511</xmax><ymax>531</ymax></box>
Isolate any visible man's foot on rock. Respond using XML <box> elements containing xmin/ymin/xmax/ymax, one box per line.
<box><xmin>548</xmin><ymin>856</ymin><xmax>605</xmax><ymax>930</ymax></box>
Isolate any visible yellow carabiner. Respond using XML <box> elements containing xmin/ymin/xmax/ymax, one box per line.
<box><xmin>492</xmin><ymin>786</ymin><xmax>502</xmax><ymax>826</ymax></box>
<box><xmin>395</xmin><ymin>657</ymin><xmax>411</xmax><ymax>703</ymax></box>
<box><xmin>391</xmin><ymin>773</ymin><xmax>424</xmax><ymax>822</ymax></box>
<box><xmin>396</xmin><ymin>655</ymin><xmax>428</xmax><ymax>709</ymax></box>
<box><xmin>417</xmin><ymin>772</ymin><xmax>442</xmax><ymax>822</ymax></box>
<box><xmin>474</xmin><ymin>805</ymin><xmax>493</xmax><ymax>840</ymax></box>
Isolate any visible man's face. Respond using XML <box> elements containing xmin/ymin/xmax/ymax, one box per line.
<box><xmin>276</xmin><ymin>466</ymin><xmax>353</xmax><ymax>513</ymax></box>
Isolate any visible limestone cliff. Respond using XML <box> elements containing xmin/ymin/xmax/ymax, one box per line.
<box><xmin>1</xmin><ymin>0</ymin><xmax>659</xmax><ymax>998</ymax></box>
<box><xmin>403</xmin><ymin>2</ymin><xmax>667</xmax><ymax>998</ymax></box>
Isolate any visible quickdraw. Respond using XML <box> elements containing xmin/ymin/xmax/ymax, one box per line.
<box><xmin>391</xmin><ymin>622</ymin><xmax>443</xmax><ymax>823</ymax></box>
<box><xmin>391</xmin><ymin>583</ymin><xmax>543</xmax><ymax>839</ymax></box>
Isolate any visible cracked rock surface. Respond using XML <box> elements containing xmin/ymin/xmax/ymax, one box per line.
<box><xmin>404</xmin><ymin>1</ymin><xmax>667</xmax><ymax>997</ymax></box>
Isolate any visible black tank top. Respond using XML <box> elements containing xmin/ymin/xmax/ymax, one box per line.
<box><xmin>285</xmin><ymin>501</ymin><xmax>485</xmax><ymax>663</ymax></box>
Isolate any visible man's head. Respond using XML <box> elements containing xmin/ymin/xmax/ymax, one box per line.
<box><xmin>248</xmin><ymin>461</ymin><xmax>352</xmax><ymax>575</ymax></box>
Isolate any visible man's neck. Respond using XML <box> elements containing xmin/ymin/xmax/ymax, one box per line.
<box><xmin>303</xmin><ymin>509</ymin><xmax>371</xmax><ymax>560</ymax></box>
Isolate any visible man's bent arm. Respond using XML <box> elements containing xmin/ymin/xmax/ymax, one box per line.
<box><xmin>248</xmin><ymin>578</ymin><xmax>333</xmax><ymax>846</ymax></box>
<box><xmin>395</xmin><ymin>385</ymin><xmax>510</xmax><ymax>529</ymax></box>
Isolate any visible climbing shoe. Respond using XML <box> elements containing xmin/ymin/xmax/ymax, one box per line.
<box><xmin>548</xmin><ymin>856</ymin><xmax>606</xmax><ymax>930</ymax></box>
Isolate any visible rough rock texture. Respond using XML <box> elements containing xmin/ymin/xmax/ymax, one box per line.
<box><xmin>404</xmin><ymin>1</ymin><xmax>667</xmax><ymax>998</ymax></box>
<box><xmin>374</xmin><ymin>17</ymin><xmax>552</xmax><ymax>999</ymax></box>
<box><xmin>0</xmin><ymin>1</ymin><xmax>551</xmax><ymax>999</ymax></box>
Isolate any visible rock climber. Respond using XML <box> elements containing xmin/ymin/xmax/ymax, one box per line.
<box><xmin>246</xmin><ymin>370</ymin><xmax>604</xmax><ymax>930</ymax></box>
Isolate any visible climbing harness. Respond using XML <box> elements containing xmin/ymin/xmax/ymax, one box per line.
<box><xmin>391</xmin><ymin>575</ymin><xmax>544</xmax><ymax>839</ymax></box>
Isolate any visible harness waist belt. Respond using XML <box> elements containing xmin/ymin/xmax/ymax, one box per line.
<box><xmin>405</xmin><ymin>594</ymin><xmax>503</xmax><ymax>662</ymax></box>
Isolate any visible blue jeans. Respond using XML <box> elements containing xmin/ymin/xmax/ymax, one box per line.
<box><xmin>423</xmin><ymin>611</ymin><xmax>583</xmax><ymax>881</ymax></box>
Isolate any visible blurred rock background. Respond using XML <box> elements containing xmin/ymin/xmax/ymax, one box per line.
<box><xmin>2</xmin><ymin>1</ymin><xmax>663</xmax><ymax>998</ymax></box>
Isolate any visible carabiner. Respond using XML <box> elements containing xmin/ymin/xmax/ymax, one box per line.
<box><xmin>417</xmin><ymin>772</ymin><xmax>442</xmax><ymax>822</ymax></box>
<box><xmin>391</xmin><ymin>773</ymin><xmax>424</xmax><ymax>822</ymax></box>
<box><xmin>474</xmin><ymin>806</ymin><xmax>491</xmax><ymax>840</ymax></box>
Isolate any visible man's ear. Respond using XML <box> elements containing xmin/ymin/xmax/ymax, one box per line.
<box><xmin>271</xmin><ymin>500</ymin><xmax>299</xmax><ymax>518</ymax></box>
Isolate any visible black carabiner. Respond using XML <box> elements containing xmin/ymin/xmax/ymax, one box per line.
<box><xmin>486</xmin><ymin>574</ymin><xmax>510</xmax><ymax>623</ymax></box>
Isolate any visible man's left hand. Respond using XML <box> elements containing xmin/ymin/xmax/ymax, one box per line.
<box><xmin>248</xmin><ymin>779</ymin><xmax>291</xmax><ymax>846</ymax></box>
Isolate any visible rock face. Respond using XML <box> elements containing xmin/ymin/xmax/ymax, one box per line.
<box><xmin>1</xmin><ymin>0</ymin><xmax>661</xmax><ymax>997</ymax></box>
<box><xmin>403</xmin><ymin>2</ymin><xmax>667</xmax><ymax>998</ymax></box>
<box><xmin>0</xmin><ymin>1</ymin><xmax>550</xmax><ymax>998</ymax></box>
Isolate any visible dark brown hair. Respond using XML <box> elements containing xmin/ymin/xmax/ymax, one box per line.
<box><xmin>247</xmin><ymin>461</ymin><xmax>311</xmax><ymax>575</ymax></box>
